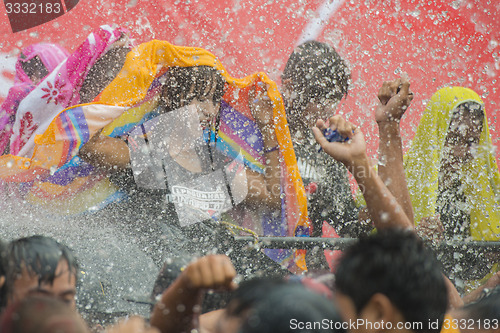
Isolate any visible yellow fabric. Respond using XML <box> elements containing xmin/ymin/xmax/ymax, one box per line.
<box><xmin>26</xmin><ymin>177</ymin><xmax>118</xmax><ymax>215</ymax></box>
<box><xmin>465</xmin><ymin>262</ymin><xmax>500</xmax><ymax>294</ymax></box>
<box><xmin>95</xmin><ymin>40</ymin><xmax>308</xmax><ymax>270</ymax></box>
<box><xmin>404</xmin><ymin>87</ymin><xmax>500</xmax><ymax>240</ymax></box>
<box><xmin>440</xmin><ymin>314</ymin><xmax>461</xmax><ymax>333</ymax></box>
<box><xmin>98</xmin><ymin>40</ymin><xmax>230</xmax><ymax>129</ymax></box>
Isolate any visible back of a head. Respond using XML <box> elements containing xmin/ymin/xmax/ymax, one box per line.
<box><xmin>226</xmin><ymin>276</ymin><xmax>286</xmax><ymax>318</ymax></box>
<box><xmin>282</xmin><ymin>40</ymin><xmax>350</xmax><ymax>114</ymax></box>
<box><xmin>239</xmin><ymin>283</ymin><xmax>345</xmax><ymax>333</ymax></box>
<box><xmin>0</xmin><ymin>295</ymin><xmax>88</xmax><ymax>333</ymax></box>
<box><xmin>335</xmin><ymin>229</ymin><xmax>447</xmax><ymax>333</ymax></box>
<box><xmin>5</xmin><ymin>235</ymin><xmax>78</xmax><ymax>296</ymax></box>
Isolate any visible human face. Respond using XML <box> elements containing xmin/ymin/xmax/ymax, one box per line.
<box><xmin>192</xmin><ymin>76</ymin><xmax>222</xmax><ymax>130</ymax></box>
<box><xmin>282</xmin><ymin>79</ymin><xmax>340</xmax><ymax>130</ymax></box>
<box><xmin>442</xmin><ymin>103</ymin><xmax>483</xmax><ymax>170</ymax></box>
<box><xmin>302</xmin><ymin>98</ymin><xmax>339</xmax><ymax>129</ymax></box>
<box><xmin>9</xmin><ymin>259</ymin><xmax>77</xmax><ymax>309</ymax></box>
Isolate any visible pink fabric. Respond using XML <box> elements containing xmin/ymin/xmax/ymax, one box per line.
<box><xmin>14</xmin><ymin>43</ymin><xmax>70</xmax><ymax>84</ymax></box>
<box><xmin>322</xmin><ymin>221</ymin><xmax>342</xmax><ymax>273</ymax></box>
<box><xmin>10</xmin><ymin>25</ymin><xmax>127</xmax><ymax>157</ymax></box>
<box><xmin>0</xmin><ymin>43</ymin><xmax>69</xmax><ymax>154</ymax></box>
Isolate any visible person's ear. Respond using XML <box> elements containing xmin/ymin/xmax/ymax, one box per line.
<box><xmin>359</xmin><ymin>293</ymin><xmax>401</xmax><ymax>332</ymax></box>
<box><xmin>0</xmin><ymin>275</ymin><xmax>5</xmax><ymax>289</ymax></box>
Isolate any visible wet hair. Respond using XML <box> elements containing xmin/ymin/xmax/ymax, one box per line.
<box><xmin>239</xmin><ymin>282</ymin><xmax>345</xmax><ymax>333</ymax></box>
<box><xmin>0</xmin><ymin>295</ymin><xmax>88</xmax><ymax>333</ymax></box>
<box><xmin>19</xmin><ymin>55</ymin><xmax>49</xmax><ymax>82</ymax></box>
<box><xmin>282</xmin><ymin>41</ymin><xmax>350</xmax><ymax>117</ymax></box>
<box><xmin>226</xmin><ymin>277</ymin><xmax>286</xmax><ymax>317</ymax></box>
<box><xmin>335</xmin><ymin>229</ymin><xmax>447</xmax><ymax>333</ymax></box>
<box><xmin>161</xmin><ymin>65</ymin><xmax>225</xmax><ymax>112</ymax></box>
<box><xmin>5</xmin><ymin>235</ymin><xmax>78</xmax><ymax>297</ymax></box>
<box><xmin>79</xmin><ymin>46</ymin><xmax>131</xmax><ymax>103</ymax></box>
<box><xmin>462</xmin><ymin>286</ymin><xmax>500</xmax><ymax>322</ymax></box>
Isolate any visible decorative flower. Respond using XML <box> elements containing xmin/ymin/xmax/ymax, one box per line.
<box><xmin>17</xmin><ymin>111</ymin><xmax>38</xmax><ymax>150</ymax></box>
<box><xmin>41</xmin><ymin>79</ymin><xmax>66</xmax><ymax>105</ymax></box>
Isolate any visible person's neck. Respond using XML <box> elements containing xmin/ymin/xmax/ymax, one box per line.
<box><xmin>168</xmin><ymin>140</ymin><xmax>202</xmax><ymax>173</ymax></box>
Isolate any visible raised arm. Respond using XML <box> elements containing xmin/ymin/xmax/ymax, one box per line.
<box><xmin>312</xmin><ymin>115</ymin><xmax>413</xmax><ymax>230</ymax></box>
<box><xmin>150</xmin><ymin>254</ymin><xmax>237</xmax><ymax>333</ymax></box>
<box><xmin>375</xmin><ymin>74</ymin><xmax>414</xmax><ymax>224</ymax></box>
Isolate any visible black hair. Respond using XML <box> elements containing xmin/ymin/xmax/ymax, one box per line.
<box><xmin>462</xmin><ymin>285</ymin><xmax>500</xmax><ymax>322</ymax></box>
<box><xmin>5</xmin><ymin>235</ymin><xmax>78</xmax><ymax>297</ymax></box>
<box><xmin>161</xmin><ymin>65</ymin><xmax>225</xmax><ymax>112</ymax></box>
<box><xmin>79</xmin><ymin>45</ymin><xmax>131</xmax><ymax>103</ymax></box>
<box><xmin>239</xmin><ymin>282</ymin><xmax>345</xmax><ymax>333</ymax></box>
<box><xmin>19</xmin><ymin>55</ymin><xmax>49</xmax><ymax>82</ymax></box>
<box><xmin>226</xmin><ymin>277</ymin><xmax>286</xmax><ymax>317</ymax></box>
<box><xmin>335</xmin><ymin>229</ymin><xmax>447</xmax><ymax>333</ymax></box>
<box><xmin>282</xmin><ymin>41</ymin><xmax>350</xmax><ymax>118</ymax></box>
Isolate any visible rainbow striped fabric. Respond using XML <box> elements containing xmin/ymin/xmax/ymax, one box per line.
<box><xmin>0</xmin><ymin>40</ymin><xmax>310</xmax><ymax>271</ymax></box>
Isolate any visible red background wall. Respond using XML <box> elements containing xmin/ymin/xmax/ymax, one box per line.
<box><xmin>1</xmin><ymin>0</ymin><xmax>498</xmax><ymax>161</ymax></box>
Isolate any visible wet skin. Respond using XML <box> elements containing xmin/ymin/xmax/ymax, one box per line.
<box><xmin>9</xmin><ymin>259</ymin><xmax>77</xmax><ymax>310</ymax></box>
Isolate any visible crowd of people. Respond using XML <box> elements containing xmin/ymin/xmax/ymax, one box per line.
<box><xmin>0</xmin><ymin>23</ymin><xmax>498</xmax><ymax>332</ymax></box>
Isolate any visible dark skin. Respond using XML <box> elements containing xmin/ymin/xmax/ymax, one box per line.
<box><xmin>8</xmin><ymin>260</ymin><xmax>77</xmax><ymax>310</ymax></box>
<box><xmin>375</xmin><ymin>74</ymin><xmax>415</xmax><ymax>225</ymax></box>
<box><xmin>313</xmin><ymin>115</ymin><xmax>413</xmax><ymax>230</ymax></box>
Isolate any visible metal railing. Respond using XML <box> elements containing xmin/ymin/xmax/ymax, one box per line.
<box><xmin>233</xmin><ymin>236</ymin><xmax>500</xmax><ymax>251</ymax></box>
